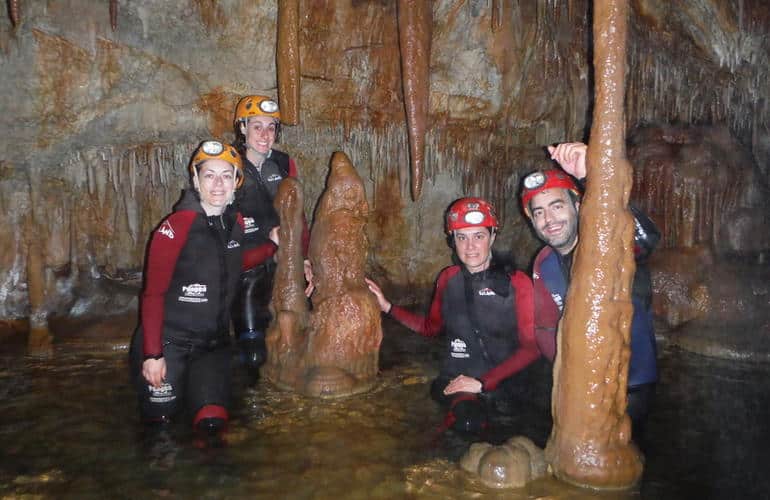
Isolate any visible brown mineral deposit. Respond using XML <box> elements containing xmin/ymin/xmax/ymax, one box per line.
<box><xmin>544</xmin><ymin>0</ymin><xmax>643</xmax><ymax>489</ymax></box>
<box><xmin>303</xmin><ymin>152</ymin><xmax>382</xmax><ymax>397</ymax></box>
<box><xmin>263</xmin><ymin>177</ymin><xmax>309</xmax><ymax>389</ymax></box>
<box><xmin>397</xmin><ymin>0</ymin><xmax>432</xmax><ymax>200</ymax></box>
<box><xmin>277</xmin><ymin>0</ymin><xmax>300</xmax><ymax>125</ymax></box>
<box><xmin>265</xmin><ymin>153</ymin><xmax>382</xmax><ymax>397</ymax></box>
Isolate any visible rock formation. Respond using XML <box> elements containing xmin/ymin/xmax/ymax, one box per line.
<box><xmin>460</xmin><ymin>436</ymin><xmax>546</xmax><ymax>489</ymax></box>
<box><xmin>544</xmin><ymin>0</ymin><xmax>643</xmax><ymax>489</ymax></box>
<box><xmin>264</xmin><ymin>152</ymin><xmax>383</xmax><ymax>397</ymax></box>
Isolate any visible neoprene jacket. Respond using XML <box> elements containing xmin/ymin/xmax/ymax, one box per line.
<box><xmin>390</xmin><ymin>264</ymin><xmax>539</xmax><ymax>391</ymax></box>
<box><xmin>140</xmin><ymin>190</ymin><xmax>277</xmax><ymax>358</ymax></box>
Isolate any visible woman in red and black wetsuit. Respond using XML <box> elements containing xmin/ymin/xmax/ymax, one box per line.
<box><xmin>366</xmin><ymin>198</ymin><xmax>539</xmax><ymax>435</ymax></box>
<box><xmin>129</xmin><ymin>140</ymin><xmax>278</xmax><ymax>439</ymax></box>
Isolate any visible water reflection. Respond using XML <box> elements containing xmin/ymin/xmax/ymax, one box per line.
<box><xmin>0</xmin><ymin>318</ymin><xmax>768</xmax><ymax>499</ymax></box>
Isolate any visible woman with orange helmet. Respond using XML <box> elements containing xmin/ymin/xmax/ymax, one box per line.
<box><xmin>366</xmin><ymin>197</ymin><xmax>539</xmax><ymax>436</ymax></box>
<box><xmin>129</xmin><ymin>140</ymin><xmax>279</xmax><ymax>443</ymax></box>
<box><xmin>230</xmin><ymin>95</ymin><xmax>311</xmax><ymax>380</ymax></box>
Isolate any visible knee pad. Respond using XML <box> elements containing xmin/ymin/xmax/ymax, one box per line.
<box><xmin>238</xmin><ymin>330</ymin><xmax>267</xmax><ymax>370</ymax></box>
<box><xmin>449</xmin><ymin>397</ymin><xmax>488</xmax><ymax>436</ymax></box>
<box><xmin>193</xmin><ymin>405</ymin><xmax>228</xmax><ymax>436</ymax></box>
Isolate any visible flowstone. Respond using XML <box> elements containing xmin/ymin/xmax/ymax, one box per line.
<box><xmin>263</xmin><ymin>152</ymin><xmax>382</xmax><ymax>397</ymax></box>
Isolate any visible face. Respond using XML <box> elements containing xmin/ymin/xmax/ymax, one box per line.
<box><xmin>242</xmin><ymin>115</ymin><xmax>278</xmax><ymax>155</ymax></box>
<box><xmin>194</xmin><ymin>159</ymin><xmax>236</xmax><ymax>215</ymax></box>
<box><xmin>453</xmin><ymin>226</ymin><xmax>495</xmax><ymax>273</ymax></box>
<box><xmin>529</xmin><ymin>188</ymin><xmax>580</xmax><ymax>254</ymax></box>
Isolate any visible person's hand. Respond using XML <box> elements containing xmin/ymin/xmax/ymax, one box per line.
<box><xmin>365</xmin><ymin>278</ymin><xmax>392</xmax><ymax>313</ymax></box>
<box><xmin>269</xmin><ymin>226</ymin><xmax>280</xmax><ymax>246</ymax></box>
<box><xmin>142</xmin><ymin>358</ymin><xmax>167</xmax><ymax>388</ymax></box>
<box><xmin>547</xmin><ymin>142</ymin><xmax>587</xmax><ymax>180</ymax></box>
<box><xmin>303</xmin><ymin>259</ymin><xmax>315</xmax><ymax>297</ymax></box>
<box><xmin>443</xmin><ymin>374</ymin><xmax>483</xmax><ymax>395</ymax></box>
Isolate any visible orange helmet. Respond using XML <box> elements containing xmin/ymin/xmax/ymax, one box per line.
<box><xmin>234</xmin><ymin>95</ymin><xmax>281</xmax><ymax>123</ymax></box>
<box><xmin>446</xmin><ymin>197</ymin><xmax>499</xmax><ymax>233</ymax></box>
<box><xmin>520</xmin><ymin>169</ymin><xmax>581</xmax><ymax>217</ymax></box>
<box><xmin>190</xmin><ymin>140</ymin><xmax>244</xmax><ymax>189</ymax></box>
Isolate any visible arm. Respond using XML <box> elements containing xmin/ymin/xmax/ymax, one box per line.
<box><xmin>366</xmin><ymin>267</ymin><xmax>457</xmax><ymax>338</ymax></box>
<box><xmin>141</xmin><ymin>212</ymin><xmax>196</xmax><ymax>386</ymax></box>
<box><xmin>478</xmin><ymin>272</ymin><xmax>539</xmax><ymax>391</ymax></box>
<box><xmin>548</xmin><ymin>141</ymin><xmax>660</xmax><ymax>260</ymax></box>
<box><xmin>239</xmin><ymin>215</ymin><xmax>278</xmax><ymax>270</ymax></box>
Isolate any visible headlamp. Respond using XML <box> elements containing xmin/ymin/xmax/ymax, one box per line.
<box><xmin>464</xmin><ymin>211</ymin><xmax>485</xmax><ymax>225</ymax></box>
<box><xmin>201</xmin><ymin>140</ymin><xmax>224</xmax><ymax>155</ymax></box>
<box><xmin>523</xmin><ymin>171</ymin><xmax>546</xmax><ymax>190</ymax></box>
<box><xmin>259</xmin><ymin>99</ymin><xmax>279</xmax><ymax>114</ymax></box>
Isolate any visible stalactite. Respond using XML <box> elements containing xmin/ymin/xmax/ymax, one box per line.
<box><xmin>397</xmin><ymin>0</ymin><xmax>432</xmax><ymax>201</ymax></box>
<box><xmin>277</xmin><ymin>0</ymin><xmax>301</xmax><ymax>125</ymax></box>
<box><xmin>109</xmin><ymin>0</ymin><xmax>118</xmax><ymax>31</ymax></box>
<box><xmin>8</xmin><ymin>0</ymin><xmax>19</xmax><ymax>27</ymax></box>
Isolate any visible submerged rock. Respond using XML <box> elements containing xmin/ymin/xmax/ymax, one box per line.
<box><xmin>460</xmin><ymin>436</ymin><xmax>547</xmax><ymax>489</ymax></box>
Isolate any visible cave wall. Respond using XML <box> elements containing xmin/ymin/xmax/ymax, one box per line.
<box><xmin>0</xmin><ymin>0</ymin><xmax>768</xmax><ymax>321</ymax></box>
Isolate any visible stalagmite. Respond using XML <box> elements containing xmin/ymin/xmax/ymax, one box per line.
<box><xmin>397</xmin><ymin>0</ymin><xmax>431</xmax><ymax>200</ymax></box>
<box><xmin>544</xmin><ymin>0</ymin><xmax>643</xmax><ymax>490</ymax></box>
<box><xmin>277</xmin><ymin>0</ymin><xmax>300</xmax><ymax>125</ymax></box>
<box><xmin>265</xmin><ymin>153</ymin><xmax>382</xmax><ymax>397</ymax></box>
<box><xmin>263</xmin><ymin>177</ymin><xmax>310</xmax><ymax>387</ymax></box>
<box><xmin>26</xmin><ymin>237</ymin><xmax>52</xmax><ymax>355</ymax></box>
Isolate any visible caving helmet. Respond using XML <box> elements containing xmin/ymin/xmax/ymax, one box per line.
<box><xmin>445</xmin><ymin>197</ymin><xmax>499</xmax><ymax>233</ymax></box>
<box><xmin>234</xmin><ymin>95</ymin><xmax>281</xmax><ymax>124</ymax></box>
<box><xmin>190</xmin><ymin>140</ymin><xmax>244</xmax><ymax>189</ymax></box>
<box><xmin>520</xmin><ymin>169</ymin><xmax>581</xmax><ymax>218</ymax></box>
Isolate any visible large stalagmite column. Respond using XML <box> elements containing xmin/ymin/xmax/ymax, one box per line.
<box><xmin>544</xmin><ymin>0</ymin><xmax>643</xmax><ymax>490</ymax></box>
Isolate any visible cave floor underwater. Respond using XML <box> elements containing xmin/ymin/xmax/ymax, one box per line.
<box><xmin>0</xmin><ymin>314</ymin><xmax>768</xmax><ymax>499</ymax></box>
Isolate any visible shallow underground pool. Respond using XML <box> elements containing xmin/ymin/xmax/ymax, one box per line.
<box><xmin>1</xmin><ymin>316</ymin><xmax>768</xmax><ymax>499</ymax></box>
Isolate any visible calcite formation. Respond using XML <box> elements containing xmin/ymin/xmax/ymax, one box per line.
<box><xmin>264</xmin><ymin>152</ymin><xmax>382</xmax><ymax>398</ymax></box>
<box><xmin>277</xmin><ymin>0</ymin><xmax>300</xmax><ymax>125</ymax></box>
<box><xmin>460</xmin><ymin>436</ymin><xmax>546</xmax><ymax>489</ymax></box>
<box><xmin>544</xmin><ymin>0</ymin><xmax>643</xmax><ymax>489</ymax></box>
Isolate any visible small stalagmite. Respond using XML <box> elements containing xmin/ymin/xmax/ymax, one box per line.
<box><xmin>544</xmin><ymin>0</ymin><xmax>643</xmax><ymax>489</ymax></box>
<box><xmin>264</xmin><ymin>152</ymin><xmax>382</xmax><ymax>397</ymax></box>
<box><xmin>263</xmin><ymin>177</ymin><xmax>309</xmax><ymax>388</ymax></box>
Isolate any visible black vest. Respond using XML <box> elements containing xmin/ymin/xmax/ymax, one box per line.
<box><xmin>235</xmin><ymin>149</ymin><xmax>291</xmax><ymax>247</ymax></box>
<box><xmin>440</xmin><ymin>267</ymin><xmax>519</xmax><ymax>379</ymax></box>
<box><xmin>163</xmin><ymin>193</ymin><xmax>244</xmax><ymax>346</ymax></box>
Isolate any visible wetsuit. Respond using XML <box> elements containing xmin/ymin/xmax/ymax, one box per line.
<box><xmin>231</xmin><ymin>149</ymin><xmax>309</xmax><ymax>373</ymax></box>
<box><xmin>389</xmin><ymin>262</ymin><xmax>539</xmax><ymax>433</ymax></box>
<box><xmin>532</xmin><ymin>205</ymin><xmax>660</xmax><ymax>441</ymax></box>
<box><xmin>129</xmin><ymin>189</ymin><xmax>277</xmax><ymax>430</ymax></box>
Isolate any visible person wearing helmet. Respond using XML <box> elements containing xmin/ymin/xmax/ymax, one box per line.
<box><xmin>231</xmin><ymin>95</ymin><xmax>311</xmax><ymax>380</ymax></box>
<box><xmin>129</xmin><ymin>140</ymin><xmax>280</xmax><ymax>443</ymax></box>
<box><xmin>366</xmin><ymin>198</ymin><xmax>539</xmax><ymax>436</ymax></box>
<box><xmin>522</xmin><ymin>141</ymin><xmax>660</xmax><ymax>445</ymax></box>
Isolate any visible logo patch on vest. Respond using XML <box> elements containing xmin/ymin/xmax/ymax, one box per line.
<box><xmin>266</xmin><ymin>174</ymin><xmax>283</xmax><ymax>182</ymax></box>
<box><xmin>478</xmin><ymin>287</ymin><xmax>496</xmax><ymax>296</ymax></box>
<box><xmin>179</xmin><ymin>283</ymin><xmax>208</xmax><ymax>303</ymax></box>
<box><xmin>243</xmin><ymin>217</ymin><xmax>258</xmax><ymax>234</ymax></box>
<box><xmin>148</xmin><ymin>382</ymin><xmax>176</xmax><ymax>403</ymax></box>
<box><xmin>551</xmin><ymin>292</ymin><xmax>564</xmax><ymax>312</ymax></box>
<box><xmin>158</xmin><ymin>220</ymin><xmax>175</xmax><ymax>239</ymax></box>
<box><xmin>227</xmin><ymin>240</ymin><xmax>240</xmax><ymax>249</ymax></box>
<box><xmin>450</xmin><ymin>338</ymin><xmax>470</xmax><ymax>358</ymax></box>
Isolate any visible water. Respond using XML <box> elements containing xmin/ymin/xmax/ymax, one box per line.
<box><xmin>1</xmin><ymin>317</ymin><xmax>769</xmax><ymax>499</ymax></box>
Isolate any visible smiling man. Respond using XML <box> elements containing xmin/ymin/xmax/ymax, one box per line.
<box><xmin>521</xmin><ymin>141</ymin><xmax>661</xmax><ymax>445</ymax></box>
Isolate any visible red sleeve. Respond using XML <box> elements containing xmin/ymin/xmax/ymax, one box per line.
<box><xmin>141</xmin><ymin>211</ymin><xmax>197</xmax><ymax>357</ymax></box>
<box><xmin>479</xmin><ymin>271</ymin><xmax>540</xmax><ymax>391</ymax></box>
<box><xmin>236</xmin><ymin>212</ymin><xmax>278</xmax><ymax>269</ymax></box>
<box><xmin>388</xmin><ymin>267</ymin><xmax>458</xmax><ymax>338</ymax></box>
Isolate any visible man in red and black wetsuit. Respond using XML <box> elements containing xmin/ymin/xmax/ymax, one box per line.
<box><xmin>230</xmin><ymin>95</ymin><xmax>311</xmax><ymax>378</ymax></box>
<box><xmin>366</xmin><ymin>198</ymin><xmax>539</xmax><ymax>435</ymax></box>
<box><xmin>129</xmin><ymin>140</ymin><xmax>279</xmax><ymax>440</ymax></box>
